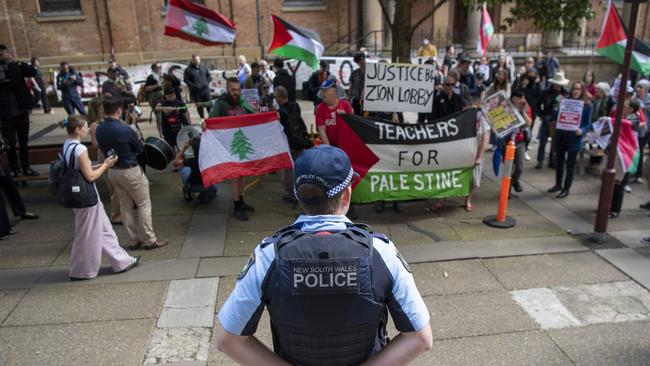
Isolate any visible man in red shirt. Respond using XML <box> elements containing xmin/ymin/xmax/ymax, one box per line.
<box><xmin>315</xmin><ymin>79</ymin><xmax>354</xmax><ymax>147</ymax></box>
<box><xmin>315</xmin><ymin>79</ymin><xmax>357</xmax><ymax>218</ymax></box>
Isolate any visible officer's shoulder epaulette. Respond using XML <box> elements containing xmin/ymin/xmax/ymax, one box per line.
<box><xmin>259</xmin><ymin>236</ymin><xmax>274</xmax><ymax>248</ymax></box>
<box><xmin>348</xmin><ymin>222</ymin><xmax>374</xmax><ymax>234</ymax></box>
<box><xmin>371</xmin><ymin>232</ymin><xmax>390</xmax><ymax>244</ymax></box>
<box><xmin>261</xmin><ymin>225</ymin><xmax>302</xmax><ymax>248</ymax></box>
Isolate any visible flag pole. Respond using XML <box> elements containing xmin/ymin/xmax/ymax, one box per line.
<box><xmin>593</xmin><ymin>0</ymin><xmax>644</xmax><ymax>240</ymax></box>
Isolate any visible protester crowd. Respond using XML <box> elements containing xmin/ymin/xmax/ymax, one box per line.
<box><xmin>2</xmin><ymin>39</ymin><xmax>650</xmax><ymax>279</ymax></box>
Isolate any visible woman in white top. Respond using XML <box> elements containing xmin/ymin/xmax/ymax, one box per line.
<box><xmin>60</xmin><ymin>116</ymin><xmax>139</xmax><ymax>280</ymax></box>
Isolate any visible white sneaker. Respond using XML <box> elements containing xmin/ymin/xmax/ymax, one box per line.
<box><xmin>524</xmin><ymin>152</ymin><xmax>531</xmax><ymax>161</ymax></box>
<box><xmin>624</xmin><ymin>185</ymin><xmax>632</xmax><ymax>193</ymax></box>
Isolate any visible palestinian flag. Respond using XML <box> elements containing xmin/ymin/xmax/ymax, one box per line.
<box><xmin>596</xmin><ymin>1</ymin><xmax>650</xmax><ymax>75</ymax></box>
<box><xmin>617</xmin><ymin>118</ymin><xmax>640</xmax><ymax>174</ymax></box>
<box><xmin>164</xmin><ymin>0</ymin><xmax>236</xmax><ymax>46</ymax></box>
<box><xmin>268</xmin><ymin>15</ymin><xmax>324</xmax><ymax>70</ymax></box>
<box><xmin>199</xmin><ymin>112</ymin><xmax>293</xmax><ymax>186</ymax></box>
<box><xmin>478</xmin><ymin>2</ymin><xmax>494</xmax><ymax>56</ymax></box>
<box><xmin>339</xmin><ymin>109</ymin><xmax>479</xmax><ymax>203</ymax></box>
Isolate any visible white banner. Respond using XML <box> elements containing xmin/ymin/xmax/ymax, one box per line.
<box><xmin>363</xmin><ymin>63</ymin><xmax>436</xmax><ymax>113</ymax></box>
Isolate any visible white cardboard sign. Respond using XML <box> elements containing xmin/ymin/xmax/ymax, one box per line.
<box><xmin>363</xmin><ymin>63</ymin><xmax>435</xmax><ymax>113</ymax></box>
<box><xmin>556</xmin><ymin>99</ymin><xmax>584</xmax><ymax>132</ymax></box>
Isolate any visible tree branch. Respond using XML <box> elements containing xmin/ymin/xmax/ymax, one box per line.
<box><xmin>378</xmin><ymin>0</ymin><xmax>395</xmax><ymax>33</ymax></box>
<box><xmin>409</xmin><ymin>0</ymin><xmax>448</xmax><ymax>35</ymax></box>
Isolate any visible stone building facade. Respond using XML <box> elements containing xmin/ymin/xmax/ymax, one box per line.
<box><xmin>1</xmin><ymin>0</ymin><xmax>649</xmax><ymax>70</ymax></box>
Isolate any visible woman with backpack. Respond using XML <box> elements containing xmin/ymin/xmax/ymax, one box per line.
<box><xmin>59</xmin><ymin>116</ymin><xmax>140</xmax><ymax>280</ymax></box>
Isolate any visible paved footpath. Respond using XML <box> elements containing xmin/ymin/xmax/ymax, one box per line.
<box><xmin>1</xmin><ymin>106</ymin><xmax>650</xmax><ymax>365</ymax></box>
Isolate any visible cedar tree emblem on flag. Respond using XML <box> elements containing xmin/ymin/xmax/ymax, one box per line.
<box><xmin>192</xmin><ymin>18</ymin><xmax>209</xmax><ymax>38</ymax></box>
<box><xmin>164</xmin><ymin>0</ymin><xmax>236</xmax><ymax>46</ymax></box>
<box><xmin>268</xmin><ymin>15</ymin><xmax>324</xmax><ymax>70</ymax></box>
<box><xmin>230</xmin><ymin>129</ymin><xmax>255</xmax><ymax>161</ymax></box>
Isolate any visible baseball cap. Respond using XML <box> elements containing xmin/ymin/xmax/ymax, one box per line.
<box><xmin>459</xmin><ymin>53</ymin><xmax>472</xmax><ymax>63</ymax></box>
<box><xmin>320</xmin><ymin>79</ymin><xmax>337</xmax><ymax>89</ymax></box>
<box><xmin>294</xmin><ymin>146</ymin><xmax>358</xmax><ymax>203</ymax></box>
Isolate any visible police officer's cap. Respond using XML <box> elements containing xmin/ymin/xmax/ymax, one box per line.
<box><xmin>294</xmin><ymin>146</ymin><xmax>358</xmax><ymax>203</ymax></box>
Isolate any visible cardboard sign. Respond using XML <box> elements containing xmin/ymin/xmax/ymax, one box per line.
<box><xmin>241</xmin><ymin>88</ymin><xmax>260</xmax><ymax>110</ymax></box>
<box><xmin>481</xmin><ymin>91</ymin><xmax>525</xmax><ymax>139</ymax></box>
<box><xmin>556</xmin><ymin>99</ymin><xmax>584</xmax><ymax>132</ymax></box>
<box><xmin>363</xmin><ymin>63</ymin><xmax>436</xmax><ymax>113</ymax></box>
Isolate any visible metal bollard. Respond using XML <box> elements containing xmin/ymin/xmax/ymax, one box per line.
<box><xmin>483</xmin><ymin>140</ymin><xmax>517</xmax><ymax>228</ymax></box>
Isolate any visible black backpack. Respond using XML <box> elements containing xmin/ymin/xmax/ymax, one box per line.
<box><xmin>48</xmin><ymin>143</ymin><xmax>75</xmax><ymax>196</ymax></box>
<box><xmin>56</xmin><ymin>143</ymin><xmax>98</xmax><ymax>208</ymax></box>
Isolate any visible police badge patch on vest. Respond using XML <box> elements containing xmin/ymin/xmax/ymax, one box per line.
<box><xmin>289</xmin><ymin>258</ymin><xmax>360</xmax><ymax>295</ymax></box>
<box><xmin>237</xmin><ymin>252</ymin><xmax>255</xmax><ymax>280</ymax></box>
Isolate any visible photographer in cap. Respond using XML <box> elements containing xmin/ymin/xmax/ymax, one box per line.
<box><xmin>0</xmin><ymin>44</ymin><xmax>39</xmax><ymax>177</ymax></box>
<box><xmin>216</xmin><ymin>145</ymin><xmax>432</xmax><ymax>366</ymax></box>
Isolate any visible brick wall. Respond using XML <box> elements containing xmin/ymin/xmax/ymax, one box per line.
<box><xmin>1</xmin><ymin>0</ymin><xmax>645</xmax><ymax>69</ymax></box>
<box><xmin>0</xmin><ymin>0</ymin><xmax>359</xmax><ymax>67</ymax></box>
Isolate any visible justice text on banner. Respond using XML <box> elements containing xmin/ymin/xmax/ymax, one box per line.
<box><xmin>363</xmin><ymin>63</ymin><xmax>436</xmax><ymax>113</ymax></box>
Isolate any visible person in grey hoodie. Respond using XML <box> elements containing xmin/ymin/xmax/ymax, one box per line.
<box><xmin>183</xmin><ymin>54</ymin><xmax>212</xmax><ymax>119</ymax></box>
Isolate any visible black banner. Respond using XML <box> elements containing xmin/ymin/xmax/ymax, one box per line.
<box><xmin>342</xmin><ymin>108</ymin><xmax>478</xmax><ymax>145</ymax></box>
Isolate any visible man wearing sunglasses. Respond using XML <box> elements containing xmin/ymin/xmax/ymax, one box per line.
<box><xmin>431</xmin><ymin>76</ymin><xmax>463</xmax><ymax>120</ymax></box>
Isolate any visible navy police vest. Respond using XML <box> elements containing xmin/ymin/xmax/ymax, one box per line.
<box><xmin>262</xmin><ymin>223</ymin><xmax>389</xmax><ymax>366</ymax></box>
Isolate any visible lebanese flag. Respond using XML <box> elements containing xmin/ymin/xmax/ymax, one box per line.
<box><xmin>268</xmin><ymin>15</ymin><xmax>324</xmax><ymax>70</ymax></box>
<box><xmin>596</xmin><ymin>1</ymin><xmax>650</xmax><ymax>75</ymax></box>
<box><xmin>477</xmin><ymin>3</ymin><xmax>494</xmax><ymax>56</ymax></box>
<box><xmin>199</xmin><ymin>112</ymin><xmax>293</xmax><ymax>187</ymax></box>
<box><xmin>164</xmin><ymin>0</ymin><xmax>236</xmax><ymax>46</ymax></box>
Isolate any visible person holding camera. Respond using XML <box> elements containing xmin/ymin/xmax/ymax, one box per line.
<box><xmin>0</xmin><ymin>44</ymin><xmax>39</xmax><ymax>177</ymax></box>
<box><xmin>96</xmin><ymin>97</ymin><xmax>168</xmax><ymax>251</ymax></box>
<box><xmin>60</xmin><ymin>115</ymin><xmax>139</xmax><ymax>280</ymax></box>
<box><xmin>56</xmin><ymin>62</ymin><xmax>86</xmax><ymax>116</ymax></box>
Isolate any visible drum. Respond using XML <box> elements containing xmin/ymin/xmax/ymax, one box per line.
<box><xmin>144</xmin><ymin>136</ymin><xmax>174</xmax><ymax>170</ymax></box>
<box><xmin>176</xmin><ymin>125</ymin><xmax>202</xmax><ymax>158</ymax></box>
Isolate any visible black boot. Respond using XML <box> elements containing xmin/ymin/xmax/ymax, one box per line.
<box><xmin>233</xmin><ymin>201</ymin><xmax>249</xmax><ymax>221</ymax></box>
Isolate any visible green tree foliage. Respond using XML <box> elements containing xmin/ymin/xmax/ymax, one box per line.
<box><xmin>380</xmin><ymin>0</ymin><xmax>595</xmax><ymax>62</ymax></box>
<box><xmin>230</xmin><ymin>129</ymin><xmax>254</xmax><ymax>161</ymax></box>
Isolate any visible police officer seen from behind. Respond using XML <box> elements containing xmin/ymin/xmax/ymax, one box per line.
<box><xmin>216</xmin><ymin>145</ymin><xmax>432</xmax><ymax>366</ymax></box>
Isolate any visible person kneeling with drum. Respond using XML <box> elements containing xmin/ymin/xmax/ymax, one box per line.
<box><xmin>173</xmin><ymin>133</ymin><xmax>217</xmax><ymax>204</ymax></box>
<box><xmin>96</xmin><ymin>96</ymin><xmax>169</xmax><ymax>251</ymax></box>
<box><xmin>154</xmin><ymin>86</ymin><xmax>191</xmax><ymax>151</ymax></box>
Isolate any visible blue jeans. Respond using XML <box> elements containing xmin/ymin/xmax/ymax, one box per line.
<box><xmin>63</xmin><ymin>94</ymin><xmax>86</xmax><ymax>116</ymax></box>
<box><xmin>180</xmin><ymin>167</ymin><xmax>217</xmax><ymax>195</ymax></box>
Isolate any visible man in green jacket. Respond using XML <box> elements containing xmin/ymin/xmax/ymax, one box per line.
<box><xmin>209</xmin><ymin>77</ymin><xmax>257</xmax><ymax>220</ymax></box>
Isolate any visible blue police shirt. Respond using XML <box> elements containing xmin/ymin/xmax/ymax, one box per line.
<box><xmin>95</xmin><ymin>117</ymin><xmax>143</xmax><ymax>168</ymax></box>
<box><xmin>218</xmin><ymin>214</ymin><xmax>430</xmax><ymax>336</ymax></box>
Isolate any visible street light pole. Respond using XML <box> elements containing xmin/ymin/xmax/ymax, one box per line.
<box><xmin>593</xmin><ymin>0</ymin><xmax>645</xmax><ymax>239</ymax></box>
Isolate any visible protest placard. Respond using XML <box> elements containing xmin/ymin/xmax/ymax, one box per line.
<box><xmin>363</xmin><ymin>62</ymin><xmax>435</xmax><ymax>113</ymax></box>
<box><xmin>241</xmin><ymin>88</ymin><xmax>260</xmax><ymax>110</ymax></box>
<box><xmin>481</xmin><ymin>91</ymin><xmax>525</xmax><ymax>139</ymax></box>
<box><xmin>556</xmin><ymin>98</ymin><xmax>584</xmax><ymax>131</ymax></box>
<box><xmin>338</xmin><ymin>109</ymin><xmax>478</xmax><ymax>203</ymax></box>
